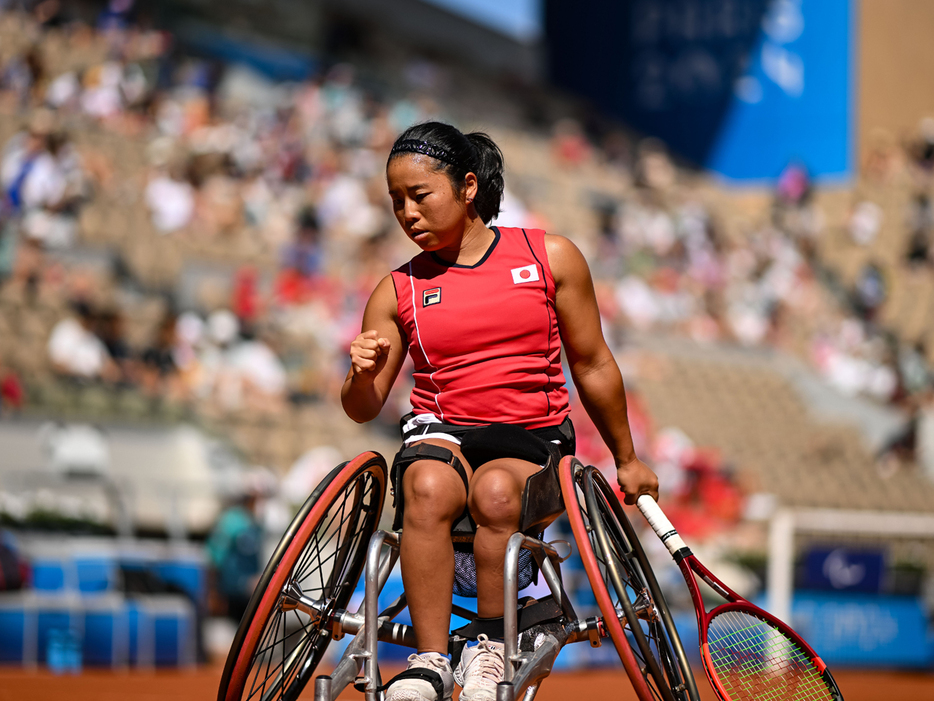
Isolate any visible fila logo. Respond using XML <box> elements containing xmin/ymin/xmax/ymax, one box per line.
<box><xmin>511</xmin><ymin>264</ymin><xmax>539</xmax><ymax>285</ymax></box>
<box><xmin>423</xmin><ymin>287</ymin><xmax>442</xmax><ymax>307</ymax></box>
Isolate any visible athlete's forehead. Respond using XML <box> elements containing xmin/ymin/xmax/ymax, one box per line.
<box><xmin>386</xmin><ymin>153</ymin><xmax>447</xmax><ymax>190</ymax></box>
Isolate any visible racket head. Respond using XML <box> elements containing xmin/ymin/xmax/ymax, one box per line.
<box><xmin>700</xmin><ymin>602</ymin><xmax>843</xmax><ymax>701</ymax></box>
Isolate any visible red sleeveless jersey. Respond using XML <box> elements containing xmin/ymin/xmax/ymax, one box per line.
<box><xmin>391</xmin><ymin>226</ymin><xmax>570</xmax><ymax>428</ymax></box>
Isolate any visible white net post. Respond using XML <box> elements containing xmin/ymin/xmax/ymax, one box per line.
<box><xmin>766</xmin><ymin>507</ymin><xmax>934</xmax><ymax>623</ymax></box>
<box><xmin>767</xmin><ymin>508</ymin><xmax>796</xmax><ymax>623</ymax></box>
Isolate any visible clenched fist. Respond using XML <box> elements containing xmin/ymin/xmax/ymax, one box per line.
<box><xmin>350</xmin><ymin>330</ymin><xmax>391</xmax><ymax>384</ymax></box>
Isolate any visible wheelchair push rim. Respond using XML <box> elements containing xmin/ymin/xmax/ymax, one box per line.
<box><xmin>218</xmin><ymin>451</ymin><xmax>387</xmax><ymax>701</ymax></box>
<box><xmin>560</xmin><ymin>457</ymin><xmax>699</xmax><ymax>701</ymax></box>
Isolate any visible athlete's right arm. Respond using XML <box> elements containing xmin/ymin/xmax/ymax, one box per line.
<box><xmin>341</xmin><ymin>274</ymin><xmax>407</xmax><ymax>423</ymax></box>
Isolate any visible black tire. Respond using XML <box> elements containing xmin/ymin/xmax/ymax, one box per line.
<box><xmin>218</xmin><ymin>451</ymin><xmax>387</xmax><ymax>701</ymax></box>
<box><xmin>566</xmin><ymin>459</ymin><xmax>699</xmax><ymax>701</ymax></box>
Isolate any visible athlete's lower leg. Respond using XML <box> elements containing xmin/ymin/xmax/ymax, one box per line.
<box><xmin>401</xmin><ymin>458</ymin><xmax>467</xmax><ymax>653</ymax></box>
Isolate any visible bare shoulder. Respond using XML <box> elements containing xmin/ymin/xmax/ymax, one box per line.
<box><xmin>364</xmin><ymin>273</ymin><xmax>400</xmax><ymax>320</ymax></box>
<box><xmin>373</xmin><ymin>272</ymin><xmax>398</xmax><ymax>299</ymax></box>
<box><xmin>544</xmin><ymin>233</ymin><xmax>590</xmax><ymax>284</ymax></box>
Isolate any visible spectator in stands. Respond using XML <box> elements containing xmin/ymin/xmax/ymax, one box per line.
<box><xmin>47</xmin><ymin>301</ymin><xmax>118</xmax><ymax>382</ymax></box>
<box><xmin>853</xmin><ymin>260</ymin><xmax>887</xmax><ymax>325</ymax></box>
<box><xmin>281</xmin><ymin>206</ymin><xmax>322</xmax><ymax>279</ymax></box>
<box><xmin>172</xmin><ymin>311</ymin><xmax>207</xmax><ymax>398</ymax></box>
<box><xmin>848</xmin><ymin>199</ymin><xmax>883</xmax><ymax>247</ymax></box>
<box><xmin>0</xmin><ymin>359</ymin><xmax>24</xmax><ymax>415</ymax></box>
<box><xmin>231</xmin><ymin>266</ymin><xmax>262</xmax><ymax>332</ymax></box>
<box><xmin>275</xmin><ymin>206</ymin><xmax>322</xmax><ymax>306</ymax></box>
<box><xmin>876</xmin><ymin>405</ymin><xmax>920</xmax><ymax>478</ymax></box>
<box><xmin>905</xmin><ymin>193</ymin><xmax>933</xmax><ymax>267</ymax></box>
<box><xmin>140</xmin><ymin>312</ymin><xmax>180</xmax><ymax>397</ymax></box>
<box><xmin>908</xmin><ymin>117</ymin><xmax>934</xmax><ymax>178</ymax></box>
<box><xmin>634</xmin><ymin>138</ymin><xmax>676</xmax><ymax>190</ymax></box>
<box><xmin>97</xmin><ymin>307</ymin><xmax>134</xmax><ymax>385</ymax></box>
<box><xmin>145</xmin><ymin>157</ymin><xmax>195</xmax><ymax>233</ymax></box>
<box><xmin>226</xmin><ymin>327</ymin><xmax>288</xmax><ymax>416</ymax></box>
<box><xmin>775</xmin><ymin>161</ymin><xmax>812</xmax><ymax>209</ymax></box>
<box><xmin>1</xmin><ymin>110</ymin><xmax>56</xmax><ymax>218</ymax></box>
<box><xmin>2</xmin><ymin>111</ymin><xmax>86</xmax><ymax>260</ymax></box>
<box><xmin>896</xmin><ymin>340</ymin><xmax>932</xmax><ymax>402</ymax></box>
<box><xmin>206</xmin><ymin>484</ymin><xmax>264</xmax><ymax>623</ymax></box>
<box><xmin>550</xmin><ymin>117</ymin><xmax>591</xmax><ymax>168</ymax></box>
<box><xmin>0</xmin><ymin>43</ymin><xmax>45</xmax><ymax>108</ymax></box>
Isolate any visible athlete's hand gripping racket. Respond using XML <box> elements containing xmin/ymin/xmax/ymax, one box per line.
<box><xmin>637</xmin><ymin>495</ymin><xmax>843</xmax><ymax>701</ymax></box>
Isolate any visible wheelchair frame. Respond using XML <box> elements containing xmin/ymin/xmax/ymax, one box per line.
<box><xmin>218</xmin><ymin>451</ymin><xmax>699</xmax><ymax>701</ymax></box>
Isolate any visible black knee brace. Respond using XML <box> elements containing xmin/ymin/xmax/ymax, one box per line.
<box><xmin>390</xmin><ymin>442</ymin><xmax>470</xmax><ymax>531</ymax></box>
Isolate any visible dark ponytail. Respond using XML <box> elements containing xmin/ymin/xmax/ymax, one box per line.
<box><xmin>388</xmin><ymin>121</ymin><xmax>505</xmax><ymax>224</ymax></box>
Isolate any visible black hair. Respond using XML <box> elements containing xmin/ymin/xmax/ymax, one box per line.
<box><xmin>388</xmin><ymin>121</ymin><xmax>505</xmax><ymax>224</ymax></box>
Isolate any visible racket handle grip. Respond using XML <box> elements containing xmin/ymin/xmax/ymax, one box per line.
<box><xmin>637</xmin><ymin>495</ymin><xmax>686</xmax><ymax>556</ymax></box>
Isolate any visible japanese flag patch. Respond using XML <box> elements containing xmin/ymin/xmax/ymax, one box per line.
<box><xmin>511</xmin><ymin>264</ymin><xmax>540</xmax><ymax>284</ymax></box>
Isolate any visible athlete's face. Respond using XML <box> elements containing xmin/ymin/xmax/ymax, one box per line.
<box><xmin>386</xmin><ymin>154</ymin><xmax>474</xmax><ymax>253</ymax></box>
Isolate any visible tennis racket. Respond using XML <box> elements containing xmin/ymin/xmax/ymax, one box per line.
<box><xmin>637</xmin><ymin>495</ymin><xmax>843</xmax><ymax>701</ymax></box>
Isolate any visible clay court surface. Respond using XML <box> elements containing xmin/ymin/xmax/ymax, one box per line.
<box><xmin>0</xmin><ymin>665</ymin><xmax>931</xmax><ymax>701</ymax></box>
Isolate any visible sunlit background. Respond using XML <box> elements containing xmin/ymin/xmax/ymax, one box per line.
<box><xmin>1</xmin><ymin>0</ymin><xmax>933</xmax><ymax>696</ymax></box>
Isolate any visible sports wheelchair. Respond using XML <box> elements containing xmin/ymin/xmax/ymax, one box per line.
<box><xmin>217</xmin><ymin>450</ymin><xmax>701</xmax><ymax>701</ymax></box>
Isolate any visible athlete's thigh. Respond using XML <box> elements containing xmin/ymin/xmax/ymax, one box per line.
<box><xmin>402</xmin><ymin>437</ymin><xmax>474</xmax><ymax>510</ymax></box>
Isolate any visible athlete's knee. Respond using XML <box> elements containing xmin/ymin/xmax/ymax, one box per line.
<box><xmin>402</xmin><ymin>460</ymin><xmax>466</xmax><ymax>525</ymax></box>
<box><xmin>468</xmin><ymin>465</ymin><xmax>524</xmax><ymax>528</ymax></box>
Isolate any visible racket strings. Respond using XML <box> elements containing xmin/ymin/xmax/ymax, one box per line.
<box><xmin>705</xmin><ymin>610</ymin><xmax>833</xmax><ymax>701</ymax></box>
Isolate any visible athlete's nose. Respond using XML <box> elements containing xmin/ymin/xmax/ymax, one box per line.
<box><xmin>403</xmin><ymin>198</ymin><xmax>419</xmax><ymax>225</ymax></box>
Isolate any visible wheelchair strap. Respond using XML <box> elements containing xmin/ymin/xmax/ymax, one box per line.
<box><xmin>451</xmin><ymin>595</ymin><xmax>564</xmax><ymax>641</ymax></box>
<box><xmin>390</xmin><ymin>442</ymin><xmax>469</xmax><ymax>531</ymax></box>
<box><xmin>374</xmin><ymin>668</ymin><xmax>447</xmax><ymax>699</ymax></box>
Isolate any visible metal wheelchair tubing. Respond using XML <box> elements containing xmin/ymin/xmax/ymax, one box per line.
<box><xmin>316</xmin><ymin>461</ymin><xmax>650</xmax><ymax>701</ymax></box>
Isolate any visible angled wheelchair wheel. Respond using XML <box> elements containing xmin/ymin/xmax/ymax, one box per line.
<box><xmin>218</xmin><ymin>451</ymin><xmax>387</xmax><ymax>701</ymax></box>
<box><xmin>560</xmin><ymin>457</ymin><xmax>699</xmax><ymax>701</ymax></box>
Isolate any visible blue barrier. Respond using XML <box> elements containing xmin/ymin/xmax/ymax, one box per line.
<box><xmin>791</xmin><ymin>592</ymin><xmax>934</xmax><ymax>668</ymax></box>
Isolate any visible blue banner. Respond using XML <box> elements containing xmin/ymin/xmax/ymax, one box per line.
<box><xmin>707</xmin><ymin>0</ymin><xmax>854</xmax><ymax>180</ymax></box>
<box><xmin>545</xmin><ymin>0</ymin><xmax>855</xmax><ymax>181</ymax></box>
<box><xmin>803</xmin><ymin>547</ymin><xmax>886</xmax><ymax>593</ymax></box>
<box><xmin>792</xmin><ymin>592</ymin><xmax>934</xmax><ymax>668</ymax></box>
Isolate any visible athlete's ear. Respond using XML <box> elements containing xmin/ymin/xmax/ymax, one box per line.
<box><xmin>463</xmin><ymin>172</ymin><xmax>478</xmax><ymax>204</ymax></box>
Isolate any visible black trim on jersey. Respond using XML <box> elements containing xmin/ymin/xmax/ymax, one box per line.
<box><xmin>430</xmin><ymin>227</ymin><xmax>501</xmax><ymax>269</ymax></box>
<box><xmin>521</xmin><ymin>228</ymin><xmax>553</xmax><ymax>417</ymax></box>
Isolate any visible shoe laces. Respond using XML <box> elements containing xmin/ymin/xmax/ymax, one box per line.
<box><xmin>459</xmin><ymin>634</ymin><xmax>505</xmax><ymax>689</ymax></box>
<box><xmin>407</xmin><ymin>651</ymin><xmax>451</xmax><ymax>674</ymax></box>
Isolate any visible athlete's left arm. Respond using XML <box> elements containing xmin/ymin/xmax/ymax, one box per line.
<box><xmin>546</xmin><ymin>234</ymin><xmax>658</xmax><ymax>504</ymax></box>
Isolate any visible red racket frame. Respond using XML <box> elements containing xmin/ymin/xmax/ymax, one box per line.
<box><xmin>674</xmin><ymin>547</ymin><xmax>840</xmax><ymax>701</ymax></box>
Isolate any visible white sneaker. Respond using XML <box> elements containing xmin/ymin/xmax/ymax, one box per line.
<box><xmin>453</xmin><ymin>634</ymin><xmax>505</xmax><ymax>701</ymax></box>
<box><xmin>385</xmin><ymin>651</ymin><xmax>454</xmax><ymax>701</ymax></box>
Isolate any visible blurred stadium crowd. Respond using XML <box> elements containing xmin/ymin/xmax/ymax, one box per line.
<box><xmin>1</xmin><ymin>1</ymin><xmax>934</xmax><ymax>527</ymax></box>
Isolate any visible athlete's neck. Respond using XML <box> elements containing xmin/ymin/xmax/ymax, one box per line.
<box><xmin>434</xmin><ymin>222</ymin><xmax>495</xmax><ymax>266</ymax></box>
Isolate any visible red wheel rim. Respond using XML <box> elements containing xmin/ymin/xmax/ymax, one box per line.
<box><xmin>559</xmin><ymin>456</ymin><xmax>655</xmax><ymax>701</ymax></box>
<box><xmin>225</xmin><ymin>452</ymin><xmax>385</xmax><ymax>700</ymax></box>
